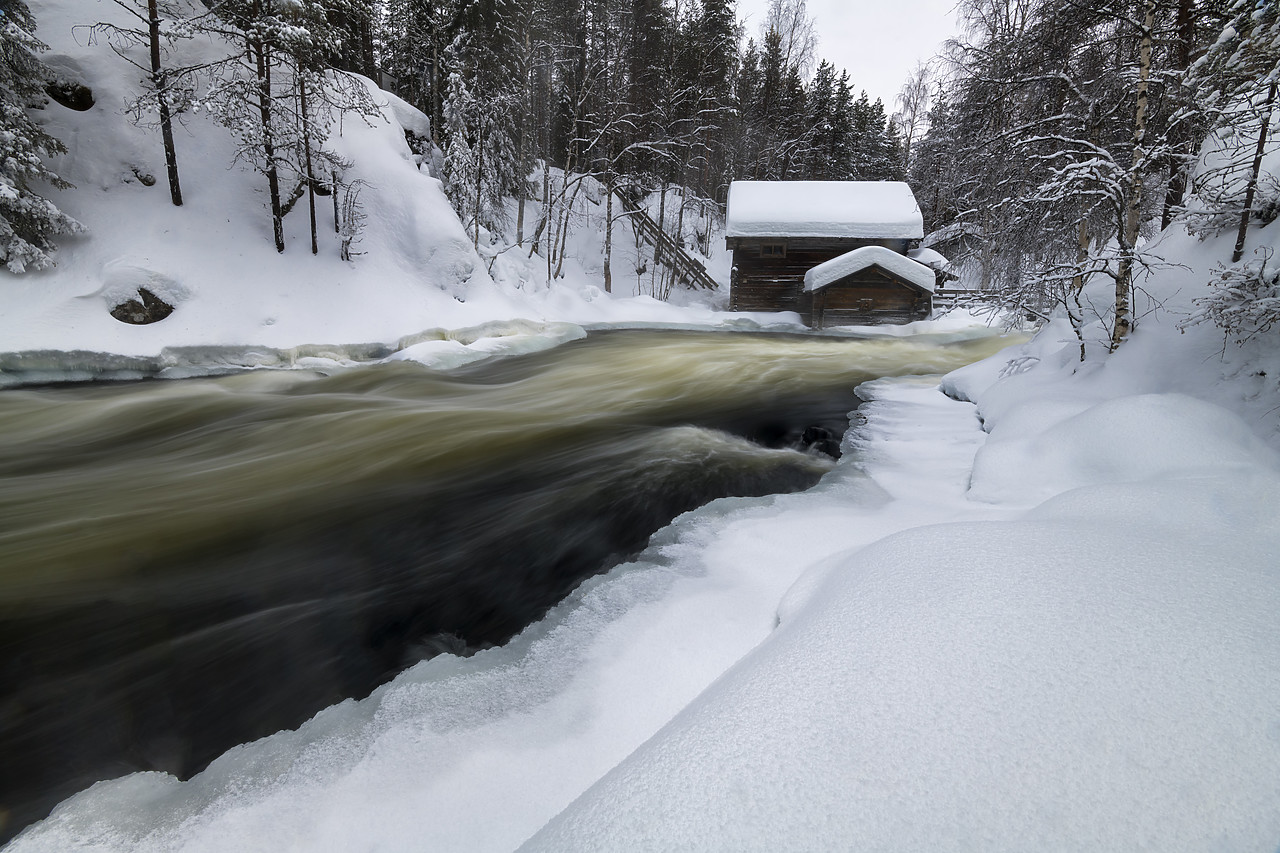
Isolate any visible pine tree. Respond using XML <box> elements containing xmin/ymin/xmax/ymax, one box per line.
<box><xmin>198</xmin><ymin>0</ymin><xmax>295</xmax><ymax>251</ymax></box>
<box><xmin>85</xmin><ymin>0</ymin><xmax>205</xmax><ymax>207</ymax></box>
<box><xmin>196</xmin><ymin>0</ymin><xmax>378</xmax><ymax>254</ymax></box>
<box><xmin>0</xmin><ymin>0</ymin><xmax>82</xmax><ymax>273</ymax></box>
<box><xmin>380</xmin><ymin>0</ymin><xmax>454</xmax><ymax>137</ymax></box>
<box><xmin>803</xmin><ymin>60</ymin><xmax>836</xmax><ymax>179</ymax></box>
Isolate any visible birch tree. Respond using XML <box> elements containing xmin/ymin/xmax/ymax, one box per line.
<box><xmin>919</xmin><ymin>0</ymin><xmax>1193</xmax><ymax>352</ymax></box>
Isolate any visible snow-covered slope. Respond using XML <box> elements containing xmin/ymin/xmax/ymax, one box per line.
<box><xmin>0</xmin><ymin>0</ymin><xmax>751</xmax><ymax>361</ymax></box>
<box><xmin>2</xmin><ymin>0</ymin><xmax>482</xmax><ymax>354</ymax></box>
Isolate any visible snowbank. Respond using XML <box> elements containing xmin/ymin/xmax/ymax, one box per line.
<box><xmin>537</xmin><ymin>504</ymin><xmax>1280</xmax><ymax>849</ymax></box>
<box><xmin>524</xmin><ymin>383</ymin><xmax>1280</xmax><ymax>851</ymax></box>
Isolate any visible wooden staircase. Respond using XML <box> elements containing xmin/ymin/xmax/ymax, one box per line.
<box><xmin>614</xmin><ymin>194</ymin><xmax>719</xmax><ymax>292</ymax></box>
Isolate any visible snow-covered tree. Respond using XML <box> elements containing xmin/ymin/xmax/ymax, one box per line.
<box><xmin>442</xmin><ymin>46</ymin><xmax>520</xmax><ymax>248</ymax></box>
<box><xmin>915</xmin><ymin>0</ymin><xmax>1203</xmax><ymax>352</ymax></box>
<box><xmin>1187</xmin><ymin>0</ymin><xmax>1280</xmax><ymax>262</ymax></box>
<box><xmin>0</xmin><ymin>0</ymin><xmax>82</xmax><ymax>273</ymax></box>
<box><xmin>1183</xmin><ymin>249</ymin><xmax>1280</xmax><ymax>344</ymax></box>
<box><xmin>380</xmin><ymin>0</ymin><xmax>454</xmax><ymax>140</ymax></box>
<box><xmin>198</xmin><ymin>0</ymin><xmax>378</xmax><ymax>254</ymax></box>
<box><xmin>84</xmin><ymin>0</ymin><xmax>208</xmax><ymax>207</ymax></box>
<box><xmin>893</xmin><ymin>61</ymin><xmax>934</xmax><ymax>176</ymax></box>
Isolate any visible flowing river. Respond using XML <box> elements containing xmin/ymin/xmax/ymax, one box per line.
<box><xmin>0</xmin><ymin>327</ymin><xmax>1011</xmax><ymax>842</ymax></box>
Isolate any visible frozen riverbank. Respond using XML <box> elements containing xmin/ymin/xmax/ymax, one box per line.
<box><xmin>13</xmin><ymin>321</ymin><xmax>1278</xmax><ymax>851</ymax></box>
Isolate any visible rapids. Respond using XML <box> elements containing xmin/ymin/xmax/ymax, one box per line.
<box><xmin>0</xmin><ymin>328</ymin><xmax>1010</xmax><ymax>842</ymax></box>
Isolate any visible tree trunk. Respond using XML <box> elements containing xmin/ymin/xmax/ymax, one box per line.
<box><xmin>1233</xmin><ymin>77</ymin><xmax>1278</xmax><ymax>263</ymax></box>
<box><xmin>431</xmin><ymin>40</ymin><xmax>441</xmax><ymax>147</ymax></box>
<box><xmin>474</xmin><ymin>119</ymin><xmax>484</xmax><ymax>251</ymax></box>
<box><xmin>149</xmin><ymin>0</ymin><xmax>182</xmax><ymax>206</ymax></box>
<box><xmin>1111</xmin><ymin>0</ymin><xmax>1156</xmax><ymax>352</ymax></box>
<box><xmin>603</xmin><ymin>172</ymin><xmax>613</xmax><ymax>293</ymax></box>
<box><xmin>251</xmin><ymin>2</ymin><xmax>284</xmax><ymax>253</ymax></box>
<box><xmin>651</xmin><ymin>182</ymin><xmax>668</xmax><ymax>296</ymax></box>
<box><xmin>516</xmin><ymin>29</ymin><xmax>531</xmax><ymax>248</ymax></box>
<box><xmin>299</xmin><ymin>77</ymin><xmax>318</xmax><ymax>255</ymax></box>
<box><xmin>1161</xmin><ymin>0</ymin><xmax>1196</xmax><ymax>231</ymax></box>
<box><xmin>333</xmin><ymin>169</ymin><xmax>341</xmax><ymax>233</ymax></box>
<box><xmin>553</xmin><ymin>178</ymin><xmax>582</xmax><ymax>280</ymax></box>
<box><xmin>1071</xmin><ymin>107</ymin><xmax>1100</xmax><ymax>360</ymax></box>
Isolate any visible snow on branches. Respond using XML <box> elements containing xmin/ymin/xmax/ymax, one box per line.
<box><xmin>0</xmin><ymin>1</ymin><xmax>83</xmax><ymax>273</ymax></box>
<box><xmin>1183</xmin><ymin>249</ymin><xmax>1280</xmax><ymax>344</ymax></box>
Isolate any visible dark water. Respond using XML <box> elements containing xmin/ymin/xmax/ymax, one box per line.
<box><xmin>0</xmin><ymin>328</ymin><xmax>1009</xmax><ymax>842</ymax></box>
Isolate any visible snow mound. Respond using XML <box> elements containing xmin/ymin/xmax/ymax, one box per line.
<box><xmin>374</xmin><ymin>85</ymin><xmax>432</xmax><ymax>141</ymax></box>
<box><xmin>522</xmin><ymin>465</ymin><xmax>1280</xmax><ymax>852</ymax></box>
<box><xmin>906</xmin><ymin>246</ymin><xmax>949</xmax><ymax>269</ymax></box>
<box><xmin>89</xmin><ymin>258</ymin><xmax>191</xmax><ymax>310</ymax></box>
<box><xmin>385</xmin><ymin>321</ymin><xmax>587</xmax><ymax>370</ymax></box>
<box><xmin>968</xmin><ymin>392</ymin><xmax>1280</xmax><ymax>505</ymax></box>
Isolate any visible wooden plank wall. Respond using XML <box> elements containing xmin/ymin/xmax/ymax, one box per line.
<box><xmin>810</xmin><ymin>270</ymin><xmax>930</xmax><ymax>328</ymax></box>
<box><xmin>729</xmin><ymin>237</ymin><xmax>913</xmax><ymax>316</ymax></box>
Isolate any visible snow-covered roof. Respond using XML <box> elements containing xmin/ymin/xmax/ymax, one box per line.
<box><xmin>922</xmin><ymin>221</ymin><xmax>982</xmax><ymax>249</ymax></box>
<box><xmin>907</xmin><ymin>247</ymin><xmax>950</xmax><ymax>270</ymax></box>
<box><xmin>803</xmin><ymin>246</ymin><xmax>936</xmax><ymax>293</ymax></box>
<box><xmin>725</xmin><ymin>181</ymin><xmax>924</xmax><ymax>240</ymax></box>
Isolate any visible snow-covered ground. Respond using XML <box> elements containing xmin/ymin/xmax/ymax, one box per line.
<box><xmin>5</xmin><ymin>0</ymin><xmax>1280</xmax><ymax>847</ymax></box>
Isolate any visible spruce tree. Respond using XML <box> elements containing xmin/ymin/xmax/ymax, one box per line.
<box><xmin>441</xmin><ymin>4</ymin><xmax>521</xmax><ymax>248</ymax></box>
<box><xmin>0</xmin><ymin>0</ymin><xmax>82</xmax><ymax>273</ymax></box>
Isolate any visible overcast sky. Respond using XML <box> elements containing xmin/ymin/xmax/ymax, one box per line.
<box><xmin>734</xmin><ymin>0</ymin><xmax>961</xmax><ymax>110</ymax></box>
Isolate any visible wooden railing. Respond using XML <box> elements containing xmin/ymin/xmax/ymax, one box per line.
<box><xmin>931</xmin><ymin>288</ymin><xmax>999</xmax><ymax>312</ymax></box>
<box><xmin>615</xmin><ymin>194</ymin><xmax>719</xmax><ymax>292</ymax></box>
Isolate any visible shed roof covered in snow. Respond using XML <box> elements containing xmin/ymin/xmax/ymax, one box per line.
<box><xmin>725</xmin><ymin>181</ymin><xmax>924</xmax><ymax>240</ymax></box>
<box><xmin>907</xmin><ymin>247</ymin><xmax>950</xmax><ymax>270</ymax></box>
<box><xmin>803</xmin><ymin>245</ymin><xmax>936</xmax><ymax>293</ymax></box>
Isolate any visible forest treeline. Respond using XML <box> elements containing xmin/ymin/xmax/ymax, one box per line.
<box><xmin>379</xmin><ymin>0</ymin><xmax>906</xmax><ymax>251</ymax></box>
<box><xmin>0</xmin><ymin>0</ymin><xmax>904</xmax><ymax>270</ymax></box>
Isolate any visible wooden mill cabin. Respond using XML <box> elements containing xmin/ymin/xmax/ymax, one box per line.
<box><xmin>725</xmin><ymin>181</ymin><xmax>939</xmax><ymax>327</ymax></box>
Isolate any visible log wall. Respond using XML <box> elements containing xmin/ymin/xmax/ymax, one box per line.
<box><xmin>728</xmin><ymin>237</ymin><xmax>928</xmax><ymax>325</ymax></box>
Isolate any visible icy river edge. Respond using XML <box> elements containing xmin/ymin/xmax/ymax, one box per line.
<box><xmin>9</xmin><ymin>320</ymin><xmax>1280</xmax><ymax>852</ymax></box>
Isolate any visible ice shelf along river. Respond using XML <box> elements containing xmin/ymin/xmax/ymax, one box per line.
<box><xmin>0</xmin><ymin>327</ymin><xmax>1011</xmax><ymax>843</ymax></box>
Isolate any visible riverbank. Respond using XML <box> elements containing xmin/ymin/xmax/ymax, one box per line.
<box><xmin>0</xmin><ymin>327</ymin><xmax>1011</xmax><ymax>846</ymax></box>
<box><xmin>10</xmin><ymin>317</ymin><xmax>1280</xmax><ymax>850</ymax></box>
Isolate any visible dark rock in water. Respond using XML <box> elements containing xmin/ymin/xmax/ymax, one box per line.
<box><xmin>801</xmin><ymin>425</ymin><xmax>841</xmax><ymax>458</ymax></box>
<box><xmin>45</xmin><ymin>80</ymin><xmax>94</xmax><ymax>111</ymax></box>
<box><xmin>110</xmin><ymin>288</ymin><xmax>175</xmax><ymax>325</ymax></box>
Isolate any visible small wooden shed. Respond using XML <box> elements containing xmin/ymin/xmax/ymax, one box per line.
<box><xmin>803</xmin><ymin>246</ymin><xmax>934</xmax><ymax>328</ymax></box>
<box><xmin>725</xmin><ymin>180</ymin><xmax>936</xmax><ymax>326</ymax></box>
